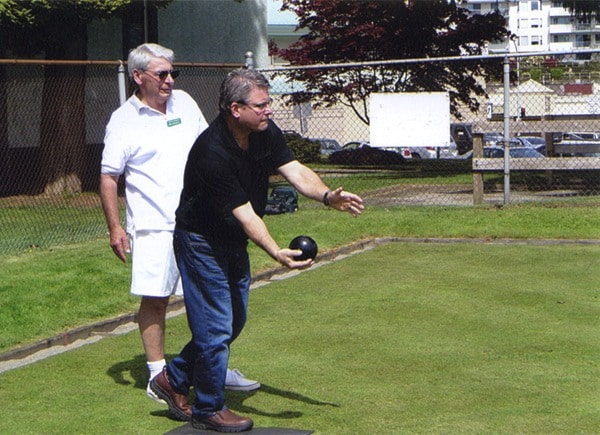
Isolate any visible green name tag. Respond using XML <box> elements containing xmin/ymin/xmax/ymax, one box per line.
<box><xmin>167</xmin><ymin>118</ymin><xmax>182</xmax><ymax>127</ymax></box>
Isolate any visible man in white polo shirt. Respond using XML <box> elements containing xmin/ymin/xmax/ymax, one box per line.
<box><xmin>100</xmin><ymin>43</ymin><xmax>259</xmax><ymax>407</ymax></box>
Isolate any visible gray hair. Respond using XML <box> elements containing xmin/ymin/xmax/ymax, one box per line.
<box><xmin>219</xmin><ymin>68</ymin><xmax>270</xmax><ymax>116</ymax></box>
<box><xmin>127</xmin><ymin>43</ymin><xmax>174</xmax><ymax>80</ymax></box>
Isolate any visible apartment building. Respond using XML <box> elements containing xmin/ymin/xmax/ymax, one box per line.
<box><xmin>466</xmin><ymin>0</ymin><xmax>600</xmax><ymax>59</ymax></box>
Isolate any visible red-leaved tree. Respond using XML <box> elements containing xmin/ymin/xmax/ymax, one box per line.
<box><xmin>269</xmin><ymin>0</ymin><xmax>509</xmax><ymax>125</ymax></box>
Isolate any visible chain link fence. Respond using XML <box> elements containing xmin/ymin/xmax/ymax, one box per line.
<box><xmin>262</xmin><ymin>50</ymin><xmax>600</xmax><ymax>207</ymax></box>
<box><xmin>0</xmin><ymin>60</ymin><xmax>234</xmax><ymax>254</ymax></box>
<box><xmin>1</xmin><ymin>51</ymin><xmax>599</xmax><ymax>254</ymax></box>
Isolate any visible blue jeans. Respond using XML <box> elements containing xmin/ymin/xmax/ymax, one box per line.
<box><xmin>167</xmin><ymin>229</ymin><xmax>251</xmax><ymax>418</ymax></box>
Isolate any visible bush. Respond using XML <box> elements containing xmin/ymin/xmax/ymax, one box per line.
<box><xmin>550</xmin><ymin>68</ymin><xmax>564</xmax><ymax>81</ymax></box>
<box><xmin>529</xmin><ymin>68</ymin><xmax>542</xmax><ymax>82</ymax></box>
<box><xmin>283</xmin><ymin>131</ymin><xmax>321</xmax><ymax>163</ymax></box>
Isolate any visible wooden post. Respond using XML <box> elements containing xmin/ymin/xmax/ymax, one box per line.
<box><xmin>472</xmin><ymin>133</ymin><xmax>484</xmax><ymax>204</ymax></box>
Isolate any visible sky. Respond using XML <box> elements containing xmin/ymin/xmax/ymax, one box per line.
<box><xmin>267</xmin><ymin>0</ymin><xmax>299</xmax><ymax>25</ymax></box>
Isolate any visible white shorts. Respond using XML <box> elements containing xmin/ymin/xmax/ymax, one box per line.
<box><xmin>130</xmin><ymin>230</ymin><xmax>182</xmax><ymax>297</ymax></box>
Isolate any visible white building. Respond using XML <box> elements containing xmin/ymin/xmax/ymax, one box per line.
<box><xmin>466</xmin><ymin>0</ymin><xmax>600</xmax><ymax>58</ymax></box>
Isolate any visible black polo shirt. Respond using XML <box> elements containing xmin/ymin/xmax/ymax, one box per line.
<box><xmin>175</xmin><ymin>114</ymin><xmax>295</xmax><ymax>247</ymax></box>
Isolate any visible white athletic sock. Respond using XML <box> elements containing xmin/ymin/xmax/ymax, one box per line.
<box><xmin>147</xmin><ymin>359</ymin><xmax>166</xmax><ymax>381</ymax></box>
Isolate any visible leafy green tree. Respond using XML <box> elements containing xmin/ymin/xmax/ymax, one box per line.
<box><xmin>269</xmin><ymin>0</ymin><xmax>508</xmax><ymax>125</ymax></box>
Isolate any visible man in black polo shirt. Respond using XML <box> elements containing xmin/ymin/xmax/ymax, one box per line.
<box><xmin>150</xmin><ymin>68</ymin><xmax>364</xmax><ymax>432</ymax></box>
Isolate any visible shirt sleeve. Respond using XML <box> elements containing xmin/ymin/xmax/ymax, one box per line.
<box><xmin>100</xmin><ymin>113</ymin><xmax>129</xmax><ymax>176</ymax></box>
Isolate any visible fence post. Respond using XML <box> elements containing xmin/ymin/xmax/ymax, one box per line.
<box><xmin>472</xmin><ymin>133</ymin><xmax>484</xmax><ymax>205</ymax></box>
<box><xmin>245</xmin><ymin>51</ymin><xmax>254</xmax><ymax>69</ymax></box>
<box><xmin>502</xmin><ymin>55</ymin><xmax>511</xmax><ymax>205</ymax></box>
<box><xmin>118</xmin><ymin>61</ymin><xmax>127</xmax><ymax>106</ymax></box>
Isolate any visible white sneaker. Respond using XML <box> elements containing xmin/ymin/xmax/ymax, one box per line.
<box><xmin>147</xmin><ymin>380</ymin><xmax>167</xmax><ymax>404</ymax></box>
<box><xmin>225</xmin><ymin>368</ymin><xmax>261</xmax><ymax>392</ymax></box>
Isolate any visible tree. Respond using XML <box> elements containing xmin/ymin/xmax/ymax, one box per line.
<box><xmin>269</xmin><ymin>0</ymin><xmax>509</xmax><ymax>125</ymax></box>
<box><xmin>0</xmin><ymin>0</ymin><xmax>170</xmax><ymax>195</ymax></box>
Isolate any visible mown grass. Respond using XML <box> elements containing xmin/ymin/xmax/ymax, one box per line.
<box><xmin>1</xmin><ymin>201</ymin><xmax>599</xmax><ymax>353</ymax></box>
<box><xmin>0</xmin><ymin>242</ymin><xmax>598</xmax><ymax>433</ymax></box>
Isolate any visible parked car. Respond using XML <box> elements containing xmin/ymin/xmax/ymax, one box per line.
<box><xmin>310</xmin><ymin>138</ymin><xmax>342</xmax><ymax>156</ymax></box>
<box><xmin>483</xmin><ymin>132</ymin><xmax>504</xmax><ymax>147</ymax></box>
<box><xmin>515</xmin><ymin>136</ymin><xmax>546</xmax><ymax>154</ymax></box>
<box><xmin>384</xmin><ymin>146</ymin><xmax>413</xmax><ymax>160</ymax></box>
<box><xmin>342</xmin><ymin>141</ymin><xmax>370</xmax><ymax>150</ymax></box>
<box><xmin>463</xmin><ymin>146</ymin><xmax>544</xmax><ymax>159</ymax></box>
<box><xmin>561</xmin><ymin>132</ymin><xmax>600</xmax><ymax>141</ymax></box>
<box><xmin>329</xmin><ymin>142</ymin><xmax>406</xmax><ymax>165</ymax></box>
<box><xmin>450</xmin><ymin>122</ymin><xmax>473</xmax><ymax>155</ymax></box>
<box><xmin>483</xmin><ymin>146</ymin><xmax>544</xmax><ymax>158</ymax></box>
<box><xmin>408</xmin><ymin>138</ymin><xmax>459</xmax><ymax>159</ymax></box>
<box><xmin>554</xmin><ymin>132</ymin><xmax>600</xmax><ymax>156</ymax></box>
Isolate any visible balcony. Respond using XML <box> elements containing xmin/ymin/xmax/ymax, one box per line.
<box><xmin>549</xmin><ymin>42</ymin><xmax>573</xmax><ymax>51</ymax></box>
<box><xmin>549</xmin><ymin>24</ymin><xmax>573</xmax><ymax>34</ymax></box>
<box><xmin>549</xmin><ymin>7</ymin><xmax>571</xmax><ymax>17</ymax></box>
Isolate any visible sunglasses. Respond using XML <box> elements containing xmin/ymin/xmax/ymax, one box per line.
<box><xmin>144</xmin><ymin>69</ymin><xmax>180</xmax><ymax>80</ymax></box>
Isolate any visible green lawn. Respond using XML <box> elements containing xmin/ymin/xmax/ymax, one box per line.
<box><xmin>0</xmin><ymin>241</ymin><xmax>598</xmax><ymax>433</ymax></box>
<box><xmin>1</xmin><ymin>203</ymin><xmax>599</xmax><ymax>353</ymax></box>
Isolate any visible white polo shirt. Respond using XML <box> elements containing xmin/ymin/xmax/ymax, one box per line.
<box><xmin>101</xmin><ymin>89</ymin><xmax>208</xmax><ymax>233</ymax></box>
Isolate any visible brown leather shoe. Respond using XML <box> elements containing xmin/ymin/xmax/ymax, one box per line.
<box><xmin>192</xmin><ymin>408</ymin><xmax>253</xmax><ymax>432</ymax></box>
<box><xmin>149</xmin><ymin>367</ymin><xmax>192</xmax><ymax>421</ymax></box>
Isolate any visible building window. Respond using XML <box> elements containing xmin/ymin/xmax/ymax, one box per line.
<box><xmin>519</xmin><ymin>18</ymin><xmax>529</xmax><ymax>29</ymax></box>
<box><xmin>576</xmin><ymin>34</ymin><xmax>591</xmax><ymax>47</ymax></box>
<box><xmin>531</xmin><ymin>18</ymin><xmax>541</xmax><ymax>28</ymax></box>
<box><xmin>551</xmin><ymin>17</ymin><xmax>570</xmax><ymax>25</ymax></box>
<box><xmin>531</xmin><ymin>35</ymin><xmax>542</xmax><ymax>45</ymax></box>
<box><xmin>552</xmin><ymin>34</ymin><xmax>569</xmax><ymax>43</ymax></box>
<box><xmin>531</xmin><ymin>1</ymin><xmax>540</xmax><ymax>11</ymax></box>
<box><xmin>520</xmin><ymin>35</ymin><xmax>529</xmax><ymax>46</ymax></box>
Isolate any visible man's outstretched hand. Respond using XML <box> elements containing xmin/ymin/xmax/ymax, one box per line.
<box><xmin>327</xmin><ymin>187</ymin><xmax>364</xmax><ymax>217</ymax></box>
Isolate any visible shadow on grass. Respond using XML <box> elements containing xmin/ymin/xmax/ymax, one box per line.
<box><xmin>107</xmin><ymin>355</ymin><xmax>339</xmax><ymax>421</ymax></box>
<box><xmin>227</xmin><ymin>384</ymin><xmax>339</xmax><ymax>419</ymax></box>
<box><xmin>106</xmin><ymin>353</ymin><xmax>162</xmax><ymax>390</ymax></box>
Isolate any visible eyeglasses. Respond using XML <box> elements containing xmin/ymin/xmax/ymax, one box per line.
<box><xmin>238</xmin><ymin>98</ymin><xmax>273</xmax><ymax>114</ymax></box>
<box><xmin>144</xmin><ymin>69</ymin><xmax>180</xmax><ymax>81</ymax></box>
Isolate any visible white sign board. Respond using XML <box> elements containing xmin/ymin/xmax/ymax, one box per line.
<box><xmin>370</xmin><ymin>92</ymin><xmax>450</xmax><ymax>148</ymax></box>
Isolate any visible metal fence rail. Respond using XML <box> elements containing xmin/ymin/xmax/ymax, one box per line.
<box><xmin>1</xmin><ymin>51</ymin><xmax>599</xmax><ymax>254</ymax></box>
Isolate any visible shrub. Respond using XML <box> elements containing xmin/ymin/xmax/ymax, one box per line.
<box><xmin>283</xmin><ymin>131</ymin><xmax>321</xmax><ymax>163</ymax></box>
<box><xmin>529</xmin><ymin>68</ymin><xmax>542</xmax><ymax>82</ymax></box>
<box><xmin>550</xmin><ymin>68</ymin><xmax>564</xmax><ymax>81</ymax></box>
